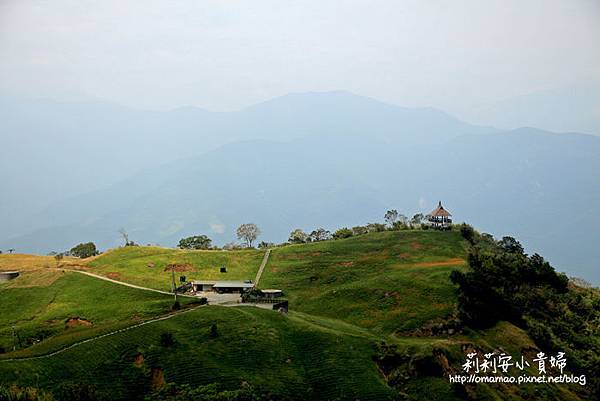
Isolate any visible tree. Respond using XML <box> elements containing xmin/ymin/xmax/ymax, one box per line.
<box><xmin>410</xmin><ymin>213</ymin><xmax>425</xmax><ymax>226</ymax></box>
<box><xmin>332</xmin><ymin>227</ymin><xmax>353</xmax><ymax>239</ymax></box>
<box><xmin>459</xmin><ymin>223</ymin><xmax>476</xmax><ymax>244</ymax></box>
<box><xmin>178</xmin><ymin>235</ymin><xmax>212</xmax><ymax>250</ymax></box>
<box><xmin>309</xmin><ymin>228</ymin><xmax>331</xmax><ymax>242</ymax></box>
<box><xmin>70</xmin><ymin>242</ymin><xmax>99</xmax><ymax>258</ymax></box>
<box><xmin>117</xmin><ymin>228</ymin><xmax>138</xmax><ymax>246</ymax></box>
<box><xmin>384</xmin><ymin>209</ymin><xmax>398</xmax><ymax>226</ymax></box>
<box><xmin>352</xmin><ymin>226</ymin><xmax>368</xmax><ymax>236</ymax></box>
<box><xmin>366</xmin><ymin>223</ymin><xmax>386</xmax><ymax>233</ymax></box>
<box><xmin>288</xmin><ymin>229</ymin><xmax>308</xmax><ymax>244</ymax></box>
<box><xmin>498</xmin><ymin>236</ymin><xmax>524</xmax><ymax>254</ymax></box>
<box><xmin>257</xmin><ymin>241</ymin><xmax>275</xmax><ymax>249</ymax></box>
<box><xmin>236</xmin><ymin>223</ymin><xmax>260</xmax><ymax>247</ymax></box>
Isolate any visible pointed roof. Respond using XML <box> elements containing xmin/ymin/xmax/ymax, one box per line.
<box><xmin>430</xmin><ymin>201</ymin><xmax>451</xmax><ymax>217</ymax></box>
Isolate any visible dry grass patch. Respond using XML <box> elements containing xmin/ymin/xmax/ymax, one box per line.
<box><xmin>2</xmin><ymin>269</ymin><xmax>64</xmax><ymax>288</ymax></box>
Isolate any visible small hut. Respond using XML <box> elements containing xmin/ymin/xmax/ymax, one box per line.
<box><xmin>428</xmin><ymin>201</ymin><xmax>452</xmax><ymax>229</ymax></box>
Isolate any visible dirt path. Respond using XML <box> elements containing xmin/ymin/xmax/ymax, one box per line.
<box><xmin>412</xmin><ymin>258</ymin><xmax>465</xmax><ymax>268</ymax></box>
<box><xmin>253</xmin><ymin>249</ymin><xmax>271</xmax><ymax>287</ymax></box>
<box><xmin>55</xmin><ymin>268</ymin><xmax>196</xmax><ymax>298</ymax></box>
<box><xmin>0</xmin><ymin>304</ymin><xmax>206</xmax><ymax>362</ymax></box>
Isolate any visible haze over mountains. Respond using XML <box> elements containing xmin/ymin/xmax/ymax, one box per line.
<box><xmin>1</xmin><ymin>91</ymin><xmax>599</xmax><ymax>283</ymax></box>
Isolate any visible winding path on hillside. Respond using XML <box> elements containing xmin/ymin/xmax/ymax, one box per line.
<box><xmin>55</xmin><ymin>268</ymin><xmax>196</xmax><ymax>298</ymax></box>
<box><xmin>253</xmin><ymin>249</ymin><xmax>271</xmax><ymax>287</ymax></box>
<box><xmin>1</xmin><ymin>252</ymin><xmax>275</xmax><ymax>362</ymax></box>
<box><xmin>0</xmin><ymin>304</ymin><xmax>206</xmax><ymax>362</ymax></box>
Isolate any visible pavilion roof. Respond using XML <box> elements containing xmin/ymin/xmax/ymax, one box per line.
<box><xmin>430</xmin><ymin>201</ymin><xmax>451</xmax><ymax>217</ymax></box>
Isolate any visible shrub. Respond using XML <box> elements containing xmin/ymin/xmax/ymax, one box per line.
<box><xmin>351</xmin><ymin>226</ymin><xmax>368</xmax><ymax>236</ymax></box>
<box><xmin>159</xmin><ymin>332</ymin><xmax>175</xmax><ymax>347</ymax></box>
<box><xmin>178</xmin><ymin>235</ymin><xmax>212</xmax><ymax>250</ymax></box>
<box><xmin>366</xmin><ymin>223</ymin><xmax>386</xmax><ymax>233</ymax></box>
<box><xmin>54</xmin><ymin>383</ymin><xmax>107</xmax><ymax>401</ymax></box>
<box><xmin>308</xmin><ymin>228</ymin><xmax>331</xmax><ymax>242</ymax></box>
<box><xmin>209</xmin><ymin>323</ymin><xmax>219</xmax><ymax>339</ymax></box>
<box><xmin>69</xmin><ymin>242</ymin><xmax>99</xmax><ymax>259</ymax></box>
<box><xmin>458</xmin><ymin>223</ymin><xmax>476</xmax><ymax>244</ymax></box>
<box><xmin>288</xmin><ymin>229</ymin><xmax>308</xmax><ymax>244</ymax></box>
<box><xmin>332</xmin><ymin>227</ymin><xmax>353</xmax><ymax>239</ymax></box>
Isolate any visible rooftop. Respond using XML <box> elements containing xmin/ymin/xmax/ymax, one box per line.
<box><xmin>192</xmin><ymin>280</ymin><xmax>254</xmax><ymax>288</ymax></box>
<box><xmin>430</xmin><ymin>201</ymin><xmax>451</xmax><ymax>217</ymax></box>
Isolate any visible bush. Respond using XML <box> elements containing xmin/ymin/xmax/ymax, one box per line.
<box><xmin>458</xmin><ymin>223</ymin><xmax>476</xmax><ymax>244</ymax></box>
<box><xmin>366</xmin><ymin>223</ymin><xmax>386</xmax><ymax>233</ymax></box>
<box><xmin>54</xmin><ymin>383</ymin><xmax>107</xmax><ymax>401</ymax></box>
<box><xmin>332</xmin><ymin>227</ymin><xmax>353</xmax><ymax>239</ymax></box>
<box><xmin>178</xmin><ymin>235</ymin><xmax>212</xmax><ymax>250</ymax></box>
<box><xmin>288</xmin><ymin>229</ymin><xmax>308</xmax><ymax>244</ymax></box>
<box><xmin>159</xmin><ymin>332</ymin><xmax>175</xmax><ymax>347</ymax></box>
<box><xmin>351</xmin><ymin>226</ymin><xmax>368</xmax><ymax>236</ymax></box>
<box><xmin>69</xmin><ymin>242</ymin><xmax>99</xmax><ymax>259</ymax></box>
<box><xmin>209</xmin><ymin>323</ymin><xmax>219</xmax><ymax>339</ymax></box>
<box><xmin>0</xmin><ymin>385</ymin><xmax>54</xmax><ymax>401</ymax></box>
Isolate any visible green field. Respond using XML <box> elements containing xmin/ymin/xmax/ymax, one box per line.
<box><xmin>0</xmin><ymin>231</ymin><xmax>589</xmax><ymax>401</ymax></box>
<box><xmin>260</xmin><ymin>230</ymin><xmax>467</xmax><ymax>333</ymax></box>
<box><xmin>86</xmin><ymin>247</ymin><xmax>265</xmax><ymax>291</ymax></box>
<box><xmin>0</xmin><ymin>270</ymin><xmax>197</xmax><ymax>357</ymax></box>
<box><xmin>0</xmin><ymin>307</ymin><xmax>400</xmax><ymax>400</ymax></box>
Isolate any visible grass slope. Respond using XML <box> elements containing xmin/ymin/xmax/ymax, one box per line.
<box><xmin>86</xmin><ymin>247</ymin><xmax>265</xmax><ymax>291</ymax></box>
<box><xmin>0</xmin><ymin>270</ymin><xmax>196</xmax><ymax>357</ymax></box>
<box><xmin>0</xmin><ymin>232</ymin><xmax>587</xmax><ymax>401</ymax></box>
<box><xmin>0</xmin><ymin>307</ymin><xmax>397</xmax><ymax>401</ymax></box>
<box><xmin>260</xmin><ymin>230</ymin><xmax>468</xmax><ymax>333</ymax></box>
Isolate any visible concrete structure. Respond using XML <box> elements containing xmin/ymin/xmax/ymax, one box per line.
<box><xmin>261</xmin><ymin>289</ymin><xmax>284</xmax><ymax>299</ymax></box>
<box><xmin>0</xmin><ymin>271</ymin><xmax>19</xmax><ymax>282</ymax></box>
<box><xmin>191</xmin><ymin>280</ymin><xmax>254</xmax><ymax>294</ymax></box>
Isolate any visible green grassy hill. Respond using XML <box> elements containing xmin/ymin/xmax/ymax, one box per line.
<box><xmin>85</xmin><ymin>247</ymin><xmax>264</xmax><ymax>291</ymax></box>
<box><xmin>0</xmin><ymin>269</ymin><xmax>197</xmax><ymax>357</ymax></box>
<box><xmin>0</xmin><ymin>231</ymin><xmax>590</xmax><ymax>401</ymax></box>
<box><xmin>0</xmin><ymin>307</ymin><xmax>399</xmax><ymax>400</ymax></box>
<box><xmin>261</xmin><ymin>230</ymin><xmax>467</xmax><ymax>333</ymax></box>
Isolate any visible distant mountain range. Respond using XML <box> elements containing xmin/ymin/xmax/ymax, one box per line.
<box><xmin>1</xmin><ymin>91</ymin><xmax>598</xmax><ymax>283</ymax></box>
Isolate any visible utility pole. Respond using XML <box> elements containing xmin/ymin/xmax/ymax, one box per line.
<box><xmin>171</xmin><ymin>268</ymin><xmax>177</xmax><ymax>302</ymax></box>
<box><xmin>11</xmin><ymin>325</ymin><xmax>21</xmax><ymax>351</ymax></box>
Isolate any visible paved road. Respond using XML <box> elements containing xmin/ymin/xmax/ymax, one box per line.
<box><xmin>253</xmin><ymin>249</ymin><xmax>271</xmax><ymax>287</ymax></box>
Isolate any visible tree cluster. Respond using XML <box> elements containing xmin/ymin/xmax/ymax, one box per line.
<box><xmin>70</xmin><ymin>242</ymin><xmax>99</xmax><ymax>259</ymax></box>
<box><xmin>178</xmin><ymin>235</ymin><xmax>212</xmax><ymax>250</ymax></box>
<box><xmin>451</xmin><ymin>226</ymin><xmax>599</xmax><ymax>393</ymax></box>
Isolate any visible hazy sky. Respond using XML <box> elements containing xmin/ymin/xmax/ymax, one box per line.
<box><xmin>1</xmin><ymin>0</ymin><xmax>599</xmax><ymax>113</ymax></box>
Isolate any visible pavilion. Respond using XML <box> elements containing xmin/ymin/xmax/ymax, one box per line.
<box><xmin>428</xmin><ymin>201</ymin><xmax>452</xmax><ymax>229</ymax></box>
